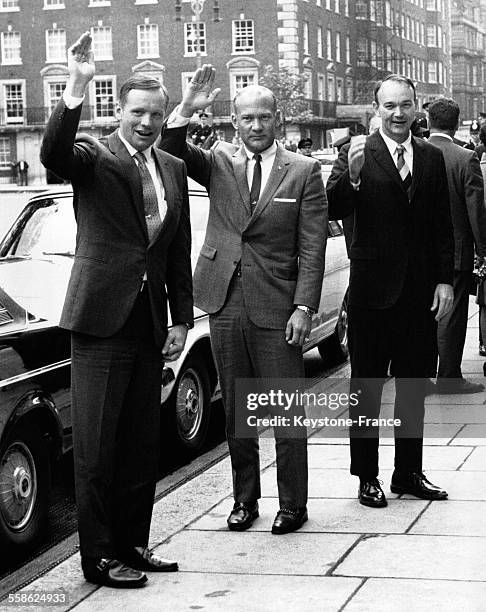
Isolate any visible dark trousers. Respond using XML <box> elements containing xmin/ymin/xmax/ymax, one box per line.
<box><xmin>209</xmin><ymin>276</ymin><xmax>308</xmax><ymax>508</ymax></box>
<box><xmin>436</xmin><ymin>270</ymin><xmax>471</xmax><ymax>379</ymax></box>
<box><xmin>347</xmin><ymin>283</ymin><xmax>435</xmax><ymax>479</ymax></box>
<box><xmin>71</xmin><ymin>286</ymin><xmax>162</xmax><ymax>558</ymax></box>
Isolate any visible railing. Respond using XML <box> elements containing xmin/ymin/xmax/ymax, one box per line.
<box><xmin>0</xmin><ymin>99</ymin><xmax>338</xmax><ymax>128</ymax></box>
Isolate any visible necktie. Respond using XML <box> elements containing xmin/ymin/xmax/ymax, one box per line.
<box><xmin>249</xmin><ymin>154</ymin><xmax>262</xmax><ymax>214</ymax></box>
<box><xmin>134</xmin><ymin>151</ymin><xmax>162</xmax><ymax>241</ymax></box>
<box><xmin>395</xmin><ymin>144</ymin><xmax>412</xmax><ymax>199</ymax></box>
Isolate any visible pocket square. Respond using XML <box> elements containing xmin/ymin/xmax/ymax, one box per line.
<box><xmin>274</xmin><ymin>197</ymin><xmax>297</xmax><ymax>203</ymax></box>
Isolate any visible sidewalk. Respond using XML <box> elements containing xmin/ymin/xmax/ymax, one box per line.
<box><xmin>3</xmin><ymin>303</ymin><xmax>485</xmax><ymax>612</ymax></box>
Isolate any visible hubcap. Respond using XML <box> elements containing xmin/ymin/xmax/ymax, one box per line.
<box><xmin>175</xmin><ymin>368</ymin><xmax>204</xmax><ymax>442</ymax></box>
<box><xmin>0</xmin><ymin>441</ymin><xmax>37</xmax><ymax>531</ymax></box>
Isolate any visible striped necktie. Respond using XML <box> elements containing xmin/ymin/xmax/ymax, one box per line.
<box><xmin>395</xmin><ymin>144</ymin><xmax>412</xmax><ymax>200</ymax></box>
<box><xmin>134</xmin><ymin>151</ymin><xmax>162</xmax><ymax>241</ymax></box>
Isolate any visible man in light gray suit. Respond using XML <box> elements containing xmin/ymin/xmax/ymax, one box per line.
<box><xmin>162</xmin><ymin>65</ymin><xmax>327</xmax><ymax>534</ymax></box>
<box><xmin>428</xmin><ymin>97</ymin><xmax>486</xmax><ymax>394</ymax></box>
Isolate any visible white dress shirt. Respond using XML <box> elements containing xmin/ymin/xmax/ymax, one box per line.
<box><xmin>379</xmin><ymin>128</ymin><xmax>413</xmax><ymax>175</ymax></box>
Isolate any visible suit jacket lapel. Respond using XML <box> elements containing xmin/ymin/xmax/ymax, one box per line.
<box><xmin>107</xmin><ymin>131</ymin><xmax>148</xmax><ymax>239</ymax></box>
<box><xmin>368</xmin><ymin>132</ymin><xmax>404</xmax><ymax>192</ymax></box>
<box><xmin>246</xmin><ymin>145</ymin><xmax>289</xmax><ymax>228</ymax></box>
<box><xmin>232</xmin><ymin>146</ymin><xmax>251</xmax><ymax>215</ymax></box>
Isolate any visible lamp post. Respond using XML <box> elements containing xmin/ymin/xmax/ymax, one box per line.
<box><xmin>175</xmin><ymin>0</ymin><xmax>221</xmax><ymax>69</ymax></box>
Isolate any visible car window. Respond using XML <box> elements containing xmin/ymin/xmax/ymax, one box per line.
<box><xmin>189</xmin><ymin>192</ymin><xmax>209</xmax><ymax>270</ymax></box>
<box><xmin>7</xmin><ymin>198</ymin><xmax>76</xmax><ymax>259</ymax></box>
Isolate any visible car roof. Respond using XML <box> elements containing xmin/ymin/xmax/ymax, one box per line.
<box><xmin>27</xmin><ymin>178</ymin><xmax>207</xmax><ymax>204</ymax></box>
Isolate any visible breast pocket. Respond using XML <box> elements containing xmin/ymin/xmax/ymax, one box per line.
<box><xmin>200</xmin><ymin>243</ymin><xmax>217</xmax><ymax>260</ymax></box>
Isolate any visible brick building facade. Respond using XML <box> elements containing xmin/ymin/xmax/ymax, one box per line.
<box><xmin>0</xmin><ymin>0</ymin><xmax>455</xmax><ymax>183</ymax></box>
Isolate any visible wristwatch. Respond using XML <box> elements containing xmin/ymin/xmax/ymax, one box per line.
<box><xmin>296</xmin><ymin>305</ymin><xmax>314</xmax><ymax>318</ymax></box>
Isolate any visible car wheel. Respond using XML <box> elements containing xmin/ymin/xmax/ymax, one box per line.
<box><xmin>318</xmin><ymin>291</ymin><xmax>349</xmax><ymax>365</ymax></box>
<box><xmin>0</xmin><ymin>426</ymin><xmax>50</xmax><ymax>552</ymax></box>
<box><xmin>169</xmin><ymin>355</ymin><xmax>211</xmax><ymax>453</ymax></box>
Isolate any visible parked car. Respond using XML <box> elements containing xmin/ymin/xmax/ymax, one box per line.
<box><xmin>0</xmin><ymin>181</ymin><xmax>349</xmax><ymax>552</ymax></box>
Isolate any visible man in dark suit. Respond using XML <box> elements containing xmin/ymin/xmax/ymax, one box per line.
<box><xmin>40</xmin><ymin>33</ymin><xmax>193</xmax><ymax>587</ymax></box>
<box><xmin>326</xmin><ymin>74</ymin><xmax>454</xmax><ymax>508</ymax></box>
<box><xmin>428</xmin><ymin>98</ymin><xmax>486</xmax><ymax>394</ymax></box>
<box><xmin>162</xmin><ymin>65</ymin><xmax>327</xmax><ymax>534</ymax></box>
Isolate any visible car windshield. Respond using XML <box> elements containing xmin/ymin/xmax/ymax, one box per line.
<box><xmin>4</xmin><ymin>198</ymin><xmax>76</xmax><ymax>259</ymax></box>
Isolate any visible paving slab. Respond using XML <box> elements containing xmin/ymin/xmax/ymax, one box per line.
<box><xmin>396</xmin><ymin>469</ymin><xmax>486</xmax><ymax>500</ymax></box>
<box><xmin>343</xmin><ymin>578</ymin><xmax>486</xmax><ymax>612</ymax></box>
<box><xmin>188</xmin><ymin>497</ymin><xmax>427</xmax><ymax>534</ymax></box>
<box><xmin>153</xmin><ymin>531</ymin><xmax>359</xmax><ymax>576</ymax></box>
<box><xmin>450</xmin><ymin>424</ymin><xmax>486</xmax><ymax>446</ymax></box>
<box><xmin>335</xmin><ymin>534</ymin><xmax>486</xmax><ymax>581</ymax></box>
<box><xmin>409</xmin><ymin>500</ymin><xmax>486</xmax><ymax>536</ymax></box>
<box><xmin>72</xmin><ymin>573</ymin><xmax>363</xmax><ymax>612</ymax></box>
<box><xmin>308</xmin><ymin>424</ymin><xmax>462</xmax><ymax>446</ymax></box>
<box><xmin>308</xmin><ymin>444</ymin><xmax>473</xmax><ymax>470</ymax></box>
<box><xmin>459</xmin><ymin>446</ymin><xmax>486</xmax><ymax>470</ymax></box>
<box><xmin>423</xmin><ymin>404</ymin><xmax>486</xmax><ymax>423</ymax></box>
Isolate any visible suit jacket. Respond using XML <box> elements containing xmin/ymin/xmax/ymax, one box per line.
<box><xmin>326</xmin><ymin>131</ymin><xmax>454</xmax><ymax>309</ymax></box>
<box><xmin>40</xmin><ymin>100</ymin><xmax>193</xmax><ymax>348</ymax></box>
<box><xmin>428</xmin><ymin>134</ymin><xmax>486</xmax><ymax>271</ymax></box>
<box><xmin>161</xmin><ymin>126</ymin><xmax>327</xmax><ymax>329</ymax></box>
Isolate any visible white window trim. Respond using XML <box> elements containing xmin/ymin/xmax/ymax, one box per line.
<box><xmin>229</xmin><ymin>68</ymin><xmax>259</xmax><ymax>100</ymax></box>
<box><xmin>89</xmin><ymin>0</ymin><xmax>111</xmax><ymax>5</ymax></box>
<box><xmin>45</xmin><ymin>29</ymin><xmax>66</xmax><ymax>64</ymax></box>
<box><xmin>1</xmin><ymin>78</ymin><xmax>25</xmax><ymax>124</ymax></box>
<box><xmin>43</xmin><ymin>0</ymin><xmax>65</xmax><ymax>9</ymax></box>
<box><xmin>184</xmin><ymin>22</ymin><xmax>207</xmax><ymax>57</ymax></box>
<box><xmin>1</xmin><ymin>31</ymin><xmax>21</xmax><ymax>66</ymax></box>
<box><xmin>137</xmin><ymin>24</ymin><xmax>160</xmax><ymax>59</ymax></box>
<box><xmin>231</xmin><ymin>19</ymin><xmax>255</xmax><ymax>55</ymax></box>
<box><xmin>43</xmin><ymin>75</ymin><xmax>68</xmax><ymax>110</ymax></box>
<box><xmin>135</xmin><ymin>0</ymin><xmax>157</xmax><ymax>3</ymax></box>
<box><xmin>89</xmin><ymin>75</ymin><xmax>117</xmax><ymax>122</ymax></box>
<box><xmin>0</xmin><ymin>1</ymin><xmax>19</xmax><ymax>13</ymax></box>
<box><xmin>91</xmin><ymin>26</ymin><xmax>113</xmax><ymax>61</ymax></box>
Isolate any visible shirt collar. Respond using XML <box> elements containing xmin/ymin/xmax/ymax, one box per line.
<box><xmin>243</xmin><ymin>140</ymin><xmax>278</xmax><ymax>162</ymax></box>
<box><xmin>118</xmin><ymin>129</ymin><xmax>153</xmax><ymax>160</ymax></box>
<box><xmin>379</xmin><ymin>128</ymin><xmax>412</xmax><ymax>157</ymax></box>
<box><xmin>429</xmin><ymin>132</ymin><xmax>453</xmax><ymax>142</ymax></box>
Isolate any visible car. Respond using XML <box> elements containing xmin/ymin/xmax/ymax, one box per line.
<box><xmin>0</xmin><ymin>180</ymin><xmax>349</xmax><ymax>553</ymax></box>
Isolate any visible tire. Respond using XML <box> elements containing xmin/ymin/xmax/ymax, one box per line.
<box><xmin>318</xmin><ymin>291</ymin><xmax>349</xmax><ymax>365</ymax></box>
<box><xmin>167</xmin><ymin>354</ymin><xmax>212</xmax><ymax>453</ymax></box>
<box><xmin>0</xmin><ymin>426</ymin><xmax>50</xmax><ymax>552</ymax></box>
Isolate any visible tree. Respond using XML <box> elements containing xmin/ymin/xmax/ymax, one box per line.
<box><xmin>259</xmin><ymin>65</ymin><xmax>313</xmax><ymax>137</ymax></box>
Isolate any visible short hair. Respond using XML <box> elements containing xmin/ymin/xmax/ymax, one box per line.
<box><xmin>479</xmin><ymin>123</ymin><xmax>486</xmax><ymax>146</ymax></box>
<box><xmin>428</xmin><ymin>98</ymin><xmax>460</xmax><ymax>131</ymax></box>
<box><xmin>232</xmin><ymin>85</ymin><xmax>277</xmax><ymax>114</ymax></box>
<box><xmin>119</xmin><ymin>75</ymin><xmax>169</xmax><ymax>110</ymax></box>
<box><xmin>373</xmin><ymin>74</ymin><xmax>417</xmax><ymax>104</ymax></box>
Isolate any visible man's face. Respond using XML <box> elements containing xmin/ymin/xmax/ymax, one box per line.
<box><xmin>231</xmin><ymin>91</ymin><xmax>279</xmax><ymax>154</ymax></box>
<box><xmin>299</xmin><ymin>145</ymin><xmax>312</xmax><ymax>157</ymax></box>
<box><xmin>200</xmin><ymin>116</ymin><xmax>208</xmax><ymax>126</ymax></box>
<box><xmin>373</xmin><ymin>80</ymin><xmax>416</xmax><ymax>143</ymax></box>
<box><xmin>116</xmin><ymin>88</ymin><xmax>167</xmax><ymax>151</ymax></box>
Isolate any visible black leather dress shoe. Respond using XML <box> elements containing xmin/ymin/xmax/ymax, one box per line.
<box><xmin>436</xmin><ymin>379</ymin><xmax>484</xmax><ymax>394</ymax></box>
<box><xmin>118</xmin><ymin>547</ymin><xmax>178</xmax><ymax>572</ymax></box>
<box><xmin>358</xmin><ymin>479</ymin><xmax>388</xmax><ymax>508</ymax></box>
<box><xmin>271</xmin><ymin>507</ymin><xmax>308</xmax><ymax>534</ymax></box>
<box><xmin>390</xmin><ymin>472</ymin><xmax>448</xmax><ymax>500</ymax></box>
<box><xmin>81</xmin><ymin>557</ymin><xmax>147</xmax><ymax>588</ymax></box>
<box><xmin>479</xmin><ymin>345</ymin><xmax>486</xmax><ymax>357</ymax></box>
<box><xmin>227</xmin><ymin>501</ymin><xmax>259</xmax><ymax>531</ymax></box>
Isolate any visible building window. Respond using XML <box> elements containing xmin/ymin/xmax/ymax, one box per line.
<box><xmin>231</xmin><ymin>73</ymin><xmax>256</xmax><ymax>98</ymax></box>
<box><xmin>336</xmin><ymin>77</ymin><xmax>343</xmax><ymax>102</ymax></box>
<box><xmin>345</xmin><ymin>35</ymin><xmax>350</xmax><ymax>64</ymax></box>
<box><xmin>437</xmin><ymin>24</ymin><xmax>442</xmax><ymax>48</ymax></box>
<box><xmin>334</xmin><ymin>0</ymin><xmax>339</xmax><ymax>12</ymax></box>
<box><xmin>428</xmin><ymin>61</ymin><xmax>437</xmax><ymax>83</ymax></box>
<box><xmin>46</xmin><ymin>29</ymin><xmax>66</xmax><ymax>63</ymax></box>
<box><xmin>356</xmin><ymin>0</ymin><xmax>367</xmax><ymax>19</ymax></box>
<box><xmin>2</xmin><ymin>82</ymin><xmax>23</xmax><ymax>123</ymax></box>
<box><xmin>91</xmin><ymin>26</ymin><xmax>112</xmax><ymax>61</ymax></box>
<box><xmin>44</xmin><ymin>0</ymin><xmax>65</xmax><ymax>8</ymax></box>
<box><xmin>327</xmin><ymin>74</ymin><xmax>335</xmax><ymax>102</ymax></box>
<box><xmin>346</xmin><ymin>77</ymin><xmax>353</xmax><ymax>104</ymax></box>
<box><xmin>317</xmin><ymin>73</ymin><xmax>325</xmax><ymax>100</ymax></box>
<box><xmin>317</xmin><ymin>26</ymin><xmax>323</xmax><ymax>58</ymax></box>
<box><xmin>386</xmin><ymin>43</ymin><xmax>392</xmax><ymax>71</ymax></box>
<box><xmin>1</xmin><ymin>31</ymin><xmax>21</xmax><ymax>65</ymax></box>
<box><xmin>357</xmin><ymin>38</ymin><xmax>367</xmax><ymax>66</ymax></box>
<box><xmin>326</xmin><ymin>29</ymin><xmax>332</xmax><ymax>60</ymax></box>
<box><xmin>89</xmin><ymin>0</ymin><xmax>111</xmax><ymax>5</ymax></box>
<box><xmin>325</xmin><ymin>0</ymin><xmax>331</xmax><ymax>9</ymax></box>
<box><xmin>137</xmin><ymin>24</ymin><xmax>159</xmax><ymax>58</ymax></box>
<box><xmin>135</xmin><ymin>0</ymin><xmax>157</xmax><ymax>4</ymax></box>
<box><xmin>184</xmin><ymin>22</ymin><xmax>206</xmax><ymax>56</ymax></box>
<box><xmin>93</xmin><ymin>78</ymin><xmax>114</xmax><ymax>119</ymax></box>
<box><xmin>303</xmin><ymin>22</ymin><xmax>309</xmax><ymax>55</ymax></box>
<box><xmin>335</xmin><ymin>32</ymin><xmax>341</xmax><ymax>63</ymax></box>
<box><xmin>385</xmin><ymin>1</ymin><xmax>391</xmax><ymax>27</ymax></box>
<box><xmin>47</xmin><ymin>81</ymin><xmax>66</xmax><ymax>109</ymax></box>
<box><xmin>0</xmin><ymin>137</ymin><xmax>11</xmax><ymax>169</ymax></box>
<box><xmin>0</xmin><ymin>0</ymin><xmax>19</xmax><ymax>11</ymax></box>
<box><xmin>232</xmin><ymin>20</ymin><xmax>254</xmax><ymax>54</ymax></box>
<box><xmin>426</xmin><ymin>25</ymin><xmax>437</xmax><ymax>47</ymax></box>
<box><xmin>344</xmin><ymin>0</ymin><xmax>349</xmax><ymax>16</ymax></box>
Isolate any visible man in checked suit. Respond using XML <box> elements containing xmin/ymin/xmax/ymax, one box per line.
<box><xmin>326</xmin><ymin>75</ymin><xmax>454</xmax><ymax>508</ymax></box>
<box><xmin>40</xmin><ymin>33</ymin><xmax>193</xmax><ymax>587</ymax></box>
<box><xmin>427</xmin><ymin>98</ymin><xmax>486</xmax><ymax>395</ymax></box>
<box><xmin>162</xmin><ymin>65</ymin><xmax>327</xmax><ymax>534</ymax></box>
